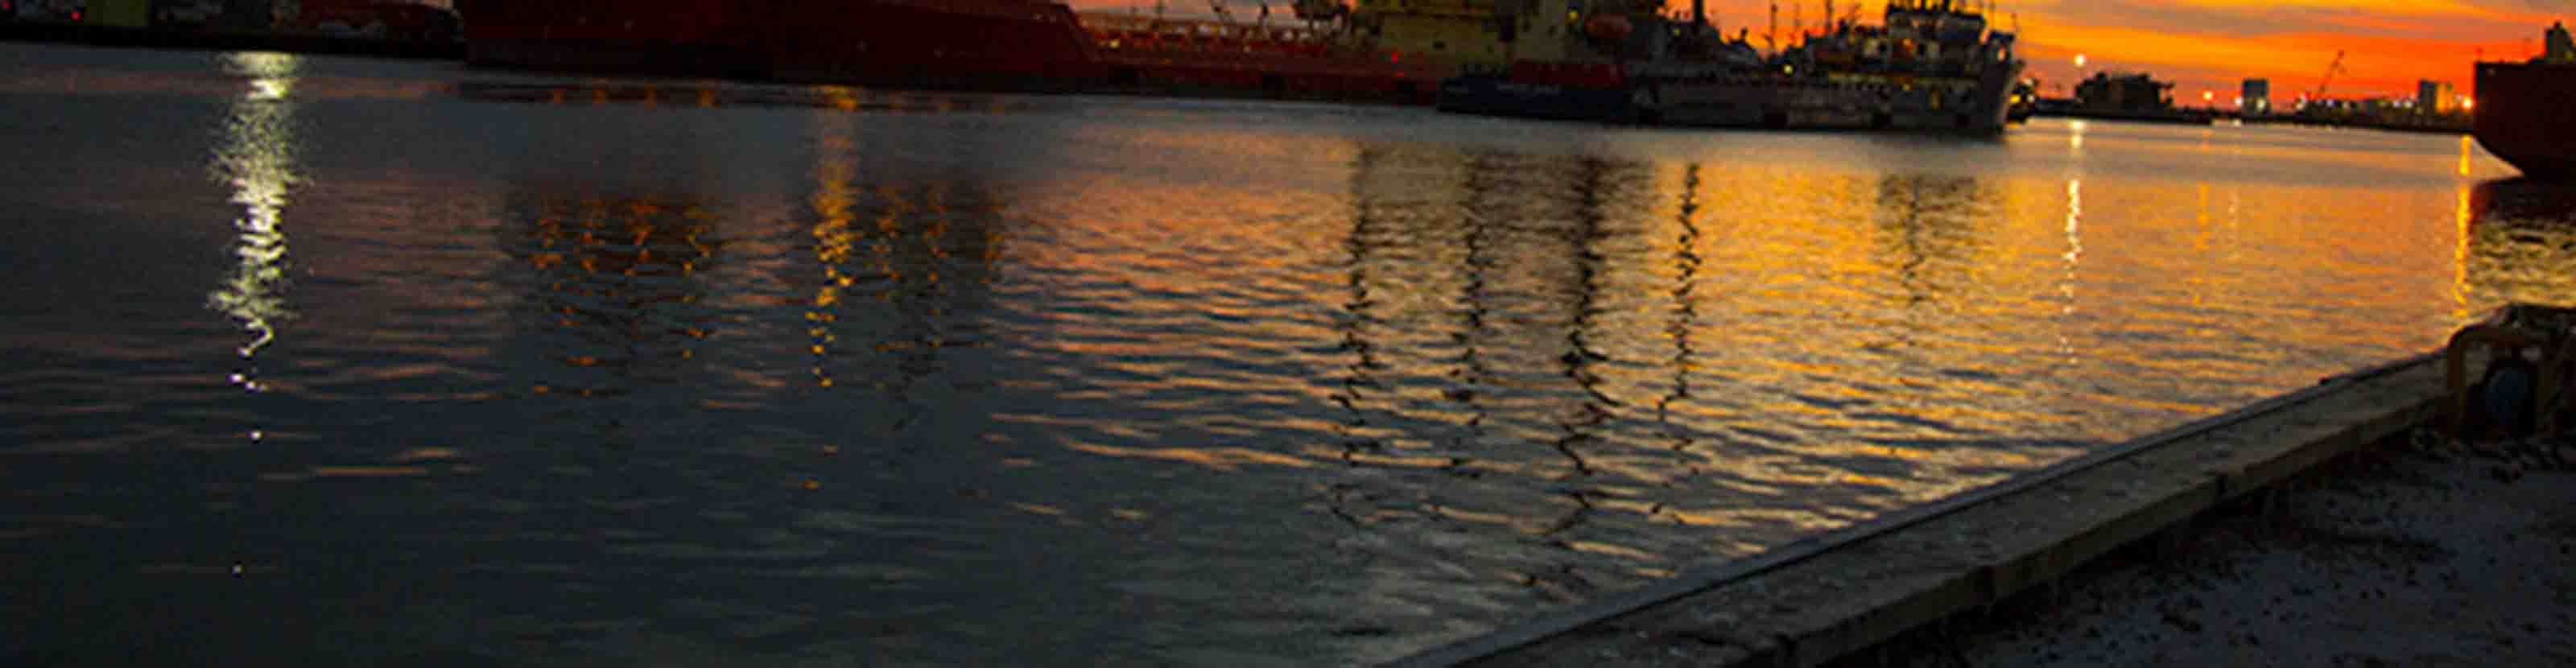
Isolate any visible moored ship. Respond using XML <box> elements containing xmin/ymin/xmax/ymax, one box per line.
<box><xmin>452</xmin><ymin>0</ymin><xmax>1483</xmax><ymax>103</ymax></box>
<box><xmin>1440</xmin><ymin>0</ymin><xmax>2025</xmax><ymax>133</ymax></box>
<box><xmin>452</xmin><ymin>0</ymin><xmax>1104</xmax><ymax>89</ymax></box>
<box><xmin>2474</xmin><ymin>22</ymin><xmax>2576</xmax><ymax>180</ymax></box>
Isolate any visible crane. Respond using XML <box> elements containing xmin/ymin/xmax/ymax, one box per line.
<box><xmin>2309</xmin><ymin>50</ymin><xmax>2345</xmax><ymax>105</ymax></box>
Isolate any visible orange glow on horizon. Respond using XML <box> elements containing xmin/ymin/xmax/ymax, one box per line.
<box><xmin>1066</xmin><ymin>0</ymin><xmax>2565</xmax><ymax>105</ymax></box>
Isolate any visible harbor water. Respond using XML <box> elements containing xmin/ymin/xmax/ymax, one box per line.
<box><xmin>3</xmin><ymin>43</ymin><xmax>2570</xmax><ymax>666</ymax></box>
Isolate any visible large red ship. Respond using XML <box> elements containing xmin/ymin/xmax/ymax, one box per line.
<box><xmin>451</xmin><ymin>0</ymin><xmax>1459</xmax><ymax>102</ymax></box>
<box><xmin>451</xmin><ymin>0</ymin><xmax>1105</xmax><ymax>89</ymax></box>
<box><xmin>2473</xmin><ymin>22</ymin><xmax>2576</xmax><ymax>180</ymax></box>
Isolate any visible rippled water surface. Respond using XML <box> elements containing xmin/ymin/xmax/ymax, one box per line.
<box><xmin>6</xmin><ymin>43</ymin><xmax>2571</xmax><ymax>666</ymax></box>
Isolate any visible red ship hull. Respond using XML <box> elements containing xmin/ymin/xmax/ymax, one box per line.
<box><xmin>452</xmin><ymin>0</ymin><xmax>762</xmax><ymax>76</ymax></box>
<box><xmin>453</xmin><ymin>0</ymin><xmax>1454</xmax><ymax>103</ymax></box>
<box><xmin>454</xmin><ymin>0</ymin><xmax>1103</xmax><ymax>89</ymax></box>
<box><xmin>1081</xmin><ymin>14</ymin><xmax>1451</xmax><ymax>104</ymax></box>
<box><xmin>2475</xmin><ymin>62</ymin><xmax>2576</xmax><ymax>180</ymax></box>
<box><xmin>759</xmin><ymin>0</ymin><xmax>1104</xmax><ymax>91</ymax></box>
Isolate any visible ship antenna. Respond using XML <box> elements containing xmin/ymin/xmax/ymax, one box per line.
<box><xmin>1767</xmin><ymin>2</ymin><xmax>1778</xmax><ymax>54</ymax></box>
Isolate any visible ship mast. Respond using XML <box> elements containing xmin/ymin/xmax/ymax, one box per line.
<box><xmin>1766</xmin><ymin>2</ymin><xmax>1778</xmax><ymax>54</ymax></box>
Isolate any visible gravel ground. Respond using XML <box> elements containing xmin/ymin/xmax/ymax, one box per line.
<box><xmin>1864</xmin><ymin>430</ymin><xmax>2576</xmax><ymax>668</ymax></box>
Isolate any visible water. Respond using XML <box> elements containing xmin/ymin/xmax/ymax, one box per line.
<box><xmin>3</xmin><ymin>43</ymin><xmax>2570</xmax><ymax>666</ymax></box>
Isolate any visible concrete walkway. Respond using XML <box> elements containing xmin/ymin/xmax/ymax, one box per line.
<box><xmin>1399</xmin><ymin>354</ymin><xmax>2462</xmax><ymax>667</ymax></box>
<box><xmin>1883</xmin><ymin>431</ymin><xmax>2576</xmax><ymax>667</ymax></box>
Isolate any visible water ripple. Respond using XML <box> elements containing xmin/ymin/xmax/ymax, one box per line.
<box><xmin>0</xmin><ymin>46</ymin><xmax>2549</xmax><ymax>666</ymax></box>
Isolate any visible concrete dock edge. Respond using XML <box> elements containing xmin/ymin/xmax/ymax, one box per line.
<box><xmin>1391</xmin><ymin>352</ymin><xmax>2452</xmax><ymax>668</ymax></box>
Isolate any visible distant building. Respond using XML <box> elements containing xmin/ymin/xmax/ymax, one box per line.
<box><xmin>2075</xmin><ymin>72</ymin><xmax>2172</xmax><ymax>113</ymax></box>
<box><xmin>2241</xmin><ymin>78</ymin><xmax>2270</xmax><ymax>115</ymax></box>
<box><xmin>2417</xmin><ymin>80</ymin><xmax>2457</xmax><ymax>114</ymax></box>
<box><xmin>2546</xmin><ymin>21</ymin><xmax>2575</xmax><ymax>64</ymax></box>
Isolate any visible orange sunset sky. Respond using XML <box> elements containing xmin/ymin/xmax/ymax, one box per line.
<box><xmin>1077</xmin><ymin>0</ymin><xmax>2570</xmax><ymax>106</ymax></box>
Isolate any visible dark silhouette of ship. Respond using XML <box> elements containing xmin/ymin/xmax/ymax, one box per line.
<box><xmin>448</xmin><ymin>0</ymin><xmax>1463</xmax><ymax>103</ymax></box>
<box><xmin>2474</xmin><ymin>22</ymin><xmax>2576</xmax><ymax>180</ymax></box>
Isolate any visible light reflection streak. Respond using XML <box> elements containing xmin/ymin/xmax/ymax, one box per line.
<box><xmin>2457</xmin><ymin>135</ymin><xmax>2473</xmax><ymax>179</ymax></box>
<box><xmin>2452</xmin><ymin>181</ymin><xmax>2471</xmax><ymax>320</ymax></box>
<box><xmin>2059</xmin><ymin>179</ymin><xmax>2083</xmax><ymax>363</ymax></box>
<box><xmin>206</xmin><ymin>52</ymin><xmax>301</xmax><ymax>393</ymax></box>
<box><xmin>808</xmin><ymin>115</ymin><xmax>861</xmax><ymax>389</ymax></box>
<box><xmin>2451</xmin><ymin>137</ymin><xmax>2473</xmax><ymax>321</ymax></box>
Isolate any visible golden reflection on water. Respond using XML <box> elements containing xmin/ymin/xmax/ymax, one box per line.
<box><xmin>791</xmin><ymin>113</ymin><xmax>1009</xmax><ymax>439</ymax></box>
<box><xmin>807</xmin><ymin>114</ymin><xmax>861</xmax><ymax>389</ymax></box>
<box><xmin>506</xmin><ymin>188</ymin><xmax>720</xmax><ymax>414</ymax></box>
<box><xmin>1000</xmin><ymin>126</ymin><xmax>2524</xmax><ymax>594</ymax></box>
<box><xmin>207</xmin><ymin>52</ymin><xmax>300</xmax><ymax>394</ymax></box>
<box><xmin>2465</xmin><ymin>179</ymin><xmax>2576</xmax><ymax>307</ymax></box>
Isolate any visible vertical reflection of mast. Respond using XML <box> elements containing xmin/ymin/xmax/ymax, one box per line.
<box><xmin>1331</xmin><ymin>146</ymin><xmax>1390</xmax><ymax>464</ymax></box>
<box><xmin>206</xmin><ymin>52</ymin><xmax>302</xmax><ymax>394</ymax></box>
<box><xmin>1552</xmin><ymin>158</ymin><xmax>1619</xmax><ymax>480</ymax></box>
<box><xmin>1657</xmin><ymin>164</ymin><xmax>1702</xmax><ymax>435</ymax></box>
<box><xmin>1448</xmin><ymin>153</ymin><xmax>1500</xmax><ymax>452</ymax></box>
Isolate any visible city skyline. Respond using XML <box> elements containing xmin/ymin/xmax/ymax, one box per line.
<box><xmin>1071</xmin><ymin>0</ymin><xmax>2566</xmax><ymax>106</ymax></box>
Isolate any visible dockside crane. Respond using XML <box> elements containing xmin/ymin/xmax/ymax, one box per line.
<box><xmin>2308</xmin><ymin>50</ymin><xmax>2345</xmax><ymax>108</ymax></box>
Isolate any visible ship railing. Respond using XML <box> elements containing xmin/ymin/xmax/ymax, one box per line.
<box><xmin>1089</xmin><ymin>29</ymin><xmax>1337</xmax><ymax>56</ymax></box>
<box><xmin>1076</xmin><ymin>12</ymin><xmax>1330</xmax><ymax>43</ymax></box>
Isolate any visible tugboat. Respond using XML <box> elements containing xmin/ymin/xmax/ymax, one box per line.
<box><xmin>2475</xmin><ymin>22</ymin><xmax>2576</xmax><ymax>179</ymax></box>
<box><xmin>1439</xmin><ymin>0</ymin><xmax>2024</xmax><ymax>133</ymax></box>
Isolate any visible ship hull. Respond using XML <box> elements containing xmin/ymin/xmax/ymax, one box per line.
<box><xmin>760</xmin><ymin>0</ymin><xmax>1102</xmax><ymax>91</ymax></box>
<box><xmin>456</xmin><ymin>0</ymin><xmax>1104</xmax><ymax>91</ymax></box>
<box><xmin>1648</xmin><ymin>64</ymin><xmax>2020</xmax><ymax>132</ymax></box>
<box><xmin>464</xmin><ymin>39</ymin><xmax>765</xmax><ymax>78</ymax></box>
<box><xmin>1437</xmin><ymin>74</ymin><xmax>1644</xmax><ymax>123</ymax></box>
<box><xmin>1439</xmin><ymin>62</ymin><xmax>2022</xmax><ymax>134</ymax></box>
<box><xmin>453</xmin><ymin>0</ymin><xmax>757</xmax><ymax>76</ymax></box>
<box><xmin>454</xmin><ymin>0</ymin><xmax>1463</xmax><ymax>102</ymax></box>
<box><xmin>1098</xmin><ymin>50</ymin><xmax>1446</xmax><ymax>105</ymax></box>
<box><xmin>2475</xmin><ymin>62</ymin><xmax>2576</xmax><ymax>180</ymax></box>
